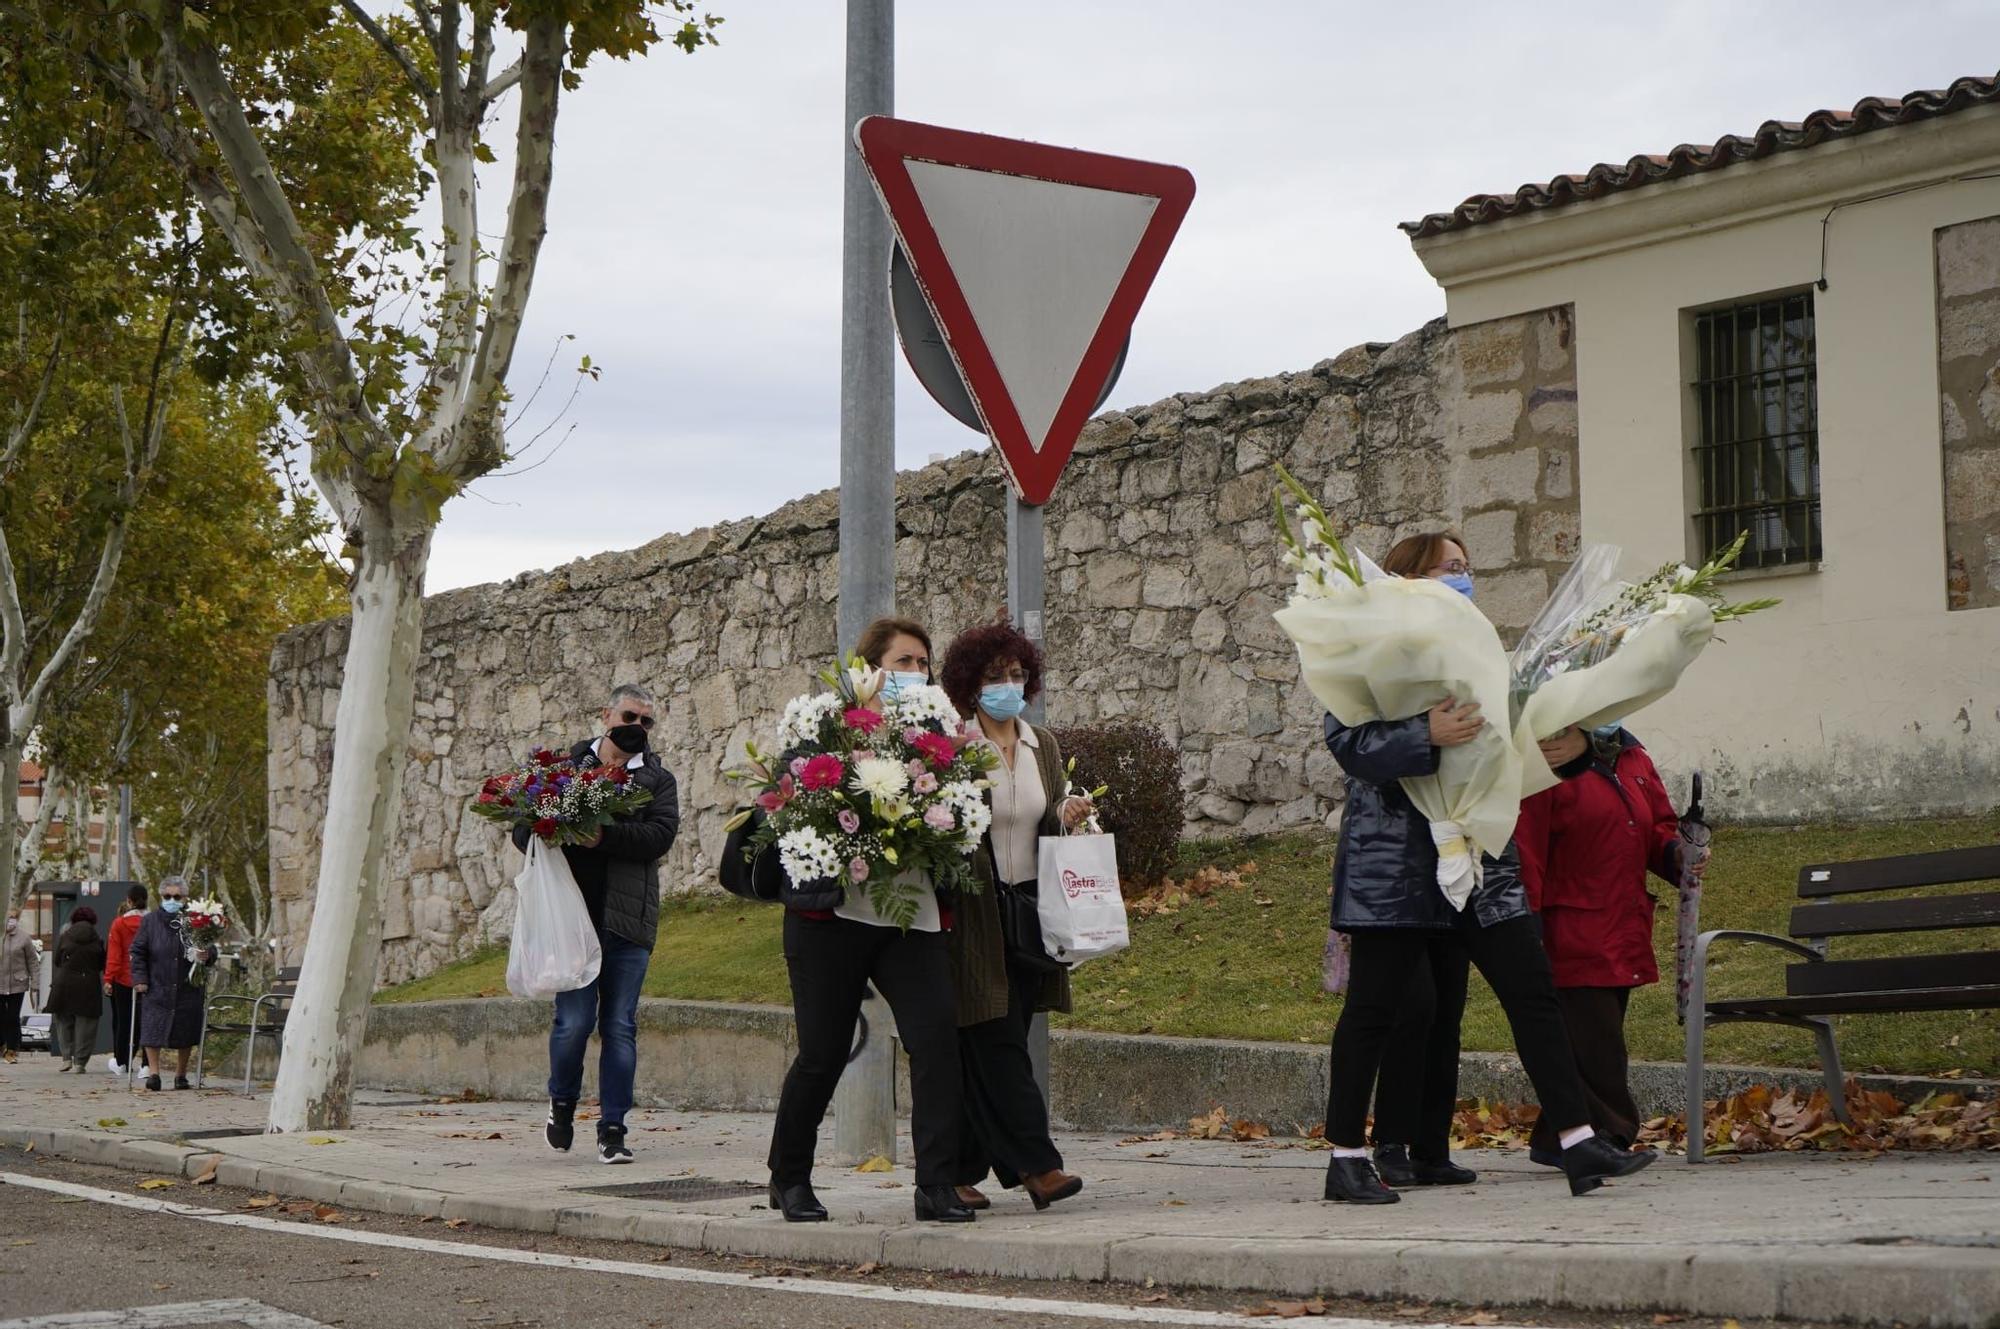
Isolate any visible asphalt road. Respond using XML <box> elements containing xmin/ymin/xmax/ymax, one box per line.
<box><xmin>0</xmin><ymin>1155</ymin><xmax>1822</xmax><ymax>1329</ymax></box>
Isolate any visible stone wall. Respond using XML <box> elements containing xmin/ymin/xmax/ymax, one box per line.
<box><xmin>1938</xmin><ymin>214</ymin><xmax>2000</xmax><ymax>611</ymax></box>
<box><xmin>268</xmin><ymin>309</ymin><xmax>1580</xmax><ymax>984</ymax></box>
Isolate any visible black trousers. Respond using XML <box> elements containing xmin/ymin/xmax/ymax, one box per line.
<box><xmin>0</xmin><ymin>991</ymin><xmax>22</xmax><ymax>1050</ymax></box>
<box><xmin>109</xmin><ymin>983</ymin><xmax>137</xmax><ymax>1065</ymax></box>
<box><xmin>1369</xmin><ymin>935</ymin><xmax>1467</xmax><ymax>1160</ymax></box>
<box><xmin>956</xmin><ymin>950</ymin><xmax>1064</xmax><ymax>1189</ymax></box>
<box><xmin>768</xmin><ymin>913</ymin><xmax>963</xmax><ymax>1187</ymax></box>
<box><xmin>1327</xmin><ymin>911</ymin><xmax>1590</xmax><ymax>1152</ymax></box>
<box><xmin>1528</xmin><ymin>987</ymin><xmax>1641</xmax><ymax>1153</ymax></box>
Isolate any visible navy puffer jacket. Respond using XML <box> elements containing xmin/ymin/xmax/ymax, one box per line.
<box><xmin>1323</xmin><ymin>714</ymin><xmax>1529</xmax><ymax>932</ymax></box>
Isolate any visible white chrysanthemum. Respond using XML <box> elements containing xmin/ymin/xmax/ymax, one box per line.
<box><xmin>777</xmin><ymin>827</ymin><xmax>841</xmax><ymax>885</ymax></box>
<box><xmin>777</xmin><ymin>691</ymin><xmax>841</xmax><ymax>750</ymax></box>
<box><xmin>851</xmin><ymin>756</ymin><xmax>909</xmax><ymax>802</ymax></box>
<box><xmin>938</xmin><ymin>780</ymin><xmax>993</xmax><ymax>848</ymax></box>
<box><xmin>887</xmin><ymin>683</ymin><xmax>957</xmax><ymax>729</ymax></box>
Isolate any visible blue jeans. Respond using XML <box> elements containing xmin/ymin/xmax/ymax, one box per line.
<box><xmin>548</xmin><ymin>932</ymin><xmax>651</xmax><ymax>1126</ymax></box>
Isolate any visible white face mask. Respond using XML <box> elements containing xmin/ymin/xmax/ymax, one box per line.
<box><xmin>4</xmin><ymin>919</ymin><xmax>15</xmax><ymax>933</ymax></box>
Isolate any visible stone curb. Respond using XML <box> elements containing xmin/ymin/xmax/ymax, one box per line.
<box><xmin>5</xmin><ymin>1126</ymin><xmax>1997</xmax><ymax>1327</ymax></box>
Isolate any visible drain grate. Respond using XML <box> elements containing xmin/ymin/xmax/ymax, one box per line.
<box><xmin>570</xmin><ymin>1177</ymin><xmax>767</xmax><ymax>1204</ymax></box>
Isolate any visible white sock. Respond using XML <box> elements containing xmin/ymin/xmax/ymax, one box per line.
<box><xmin>1559</xmin><ymin>1125</ymin><xmax>1596</xmax><ymax>1150</ymax></box>
<box><xmin>1331</xmin><ymin>1145</ymin><xmax>1368</xmax><ymax>1158</ymax></box>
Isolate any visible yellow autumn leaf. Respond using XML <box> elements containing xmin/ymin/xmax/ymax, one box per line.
<box><xmin>306</xmin><ymin>1136</ymin><xmax>341</xmax><ymax>1146</ymax></box>
<box><xmin>854</xmin><ymin>1154</ymin><xmax>895</xmax><ymax>1173</ymax></box>
<box><xmin>137</xmin><ymin>1179</ymin><xmax>175</xmax><ymax>1191</ymax></box>
<box><xmin>96</xmin><ymin>1118</ymin><xmax>127</xmax><ymax>1129</ymax></box>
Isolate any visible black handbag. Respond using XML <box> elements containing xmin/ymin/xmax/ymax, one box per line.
<box><xmin>718</xmin><ymin>810</ymin><xmax>784</xmax><ymax>903</ymax></box>
<box><xmin>994</xmin><ymin>876</ymin><xmax>1065</xmax><ymax>974</ymax></box>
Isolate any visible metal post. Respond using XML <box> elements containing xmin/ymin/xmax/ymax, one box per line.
<box><xmin>1007</xmin><ymin>492</ymin><xmax>1053</xmax><ymax>1105</ymax></box>
<box><xmin>116</xmin><ymin>783</ymin><xmax>132</xmax><ymax>880</ymax></box>
<box><xmin>832</xmin><ymin>0</ymin><xmax>898</xmax><ymax>1168</ymax></box>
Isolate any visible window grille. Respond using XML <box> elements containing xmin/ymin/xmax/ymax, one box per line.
<box><xmin>1691</xmin><ymin>293</ymin><xmax>1821</xmax><ymax>568</ymax></box>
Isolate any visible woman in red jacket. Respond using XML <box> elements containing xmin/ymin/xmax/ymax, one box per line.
<box><xmin>1516</xmin><ymin>723</ymin><xmax>1705</xmax><ymax>1161</ymax></box>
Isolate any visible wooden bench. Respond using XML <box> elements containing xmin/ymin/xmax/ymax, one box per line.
<box><xmin>1684</xmin><ymin>843</ymin><xmax>2000</xmax><ymax>1163</ymax></box>
<box><xmin>196</xmin><ymin>965</ymin><xmax>300</xmax><ymax>1095</ymax></box>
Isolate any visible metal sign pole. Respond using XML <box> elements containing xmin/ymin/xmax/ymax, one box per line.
<box><xmin>832</xmin><ymin>0</ymin><xmax>898</xmax><ymax>1168</ymax></box>
<box><xmin>1007</xmin><ymin>491</ymin><xmax>1053</xmax><ymax>1106</ymax></box>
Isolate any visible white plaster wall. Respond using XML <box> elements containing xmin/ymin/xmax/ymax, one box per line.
<box><xmin>1417</xmin><ymin>119</ymin><xmax>2000</xmax><ymax>818</ymax></box>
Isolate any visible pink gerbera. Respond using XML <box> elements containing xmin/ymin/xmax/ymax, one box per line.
<box><xmin>911</xmin><ymin>731</ymin><xmax>957</xmax><ymax>768</ymax></box>
<box><xmin>800</xmin><ymin>753</ymin><xmax>846</xmax><ymax>791</ymax></box>
<box><xmin>844</xmin><ymin>707</ymin><xmax>884</xmax><ymax>735</ymax></box>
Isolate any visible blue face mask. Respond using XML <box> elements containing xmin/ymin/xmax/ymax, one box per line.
<box><xmin>1591</xmin><ymin>721</ymin><xmax>1624</xmax><ymax>744</ymax></box>
<box><xmin>880</xmin><ymin>671</ymin><xmax>928</xmax><ymax>702</ymax></box>
<box><xmin>978</xmin><ymin>683</ymin><xmax>1027</xmax><ymax>721</ymax></box>
<box><xmin>161</xmin><ymin>899</ymin><xmax>184</xmax><ymax>914</ymax></box>
<box><xmin>1440</xmin><ymin>572</ymin><xmax>1476</xmax><ymax>599</ymax></box>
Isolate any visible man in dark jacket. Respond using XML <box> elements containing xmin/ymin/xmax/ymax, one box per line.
<box><xmin>512</xmin><ymin>682</ymin><xmax>680</xmax><ymax>1164</ymax></box>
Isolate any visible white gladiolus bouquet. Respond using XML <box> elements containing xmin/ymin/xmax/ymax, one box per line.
<box><xmin>1270</xmin><ymin>467</ymin><xmax>1523</xmax><ymax>908</ymax></box>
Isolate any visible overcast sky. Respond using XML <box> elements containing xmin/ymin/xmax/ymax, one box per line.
<box><xmin>423</xmin><ymin>1</ymin><xmax>2000</xmax><ymax>592</ymax></box>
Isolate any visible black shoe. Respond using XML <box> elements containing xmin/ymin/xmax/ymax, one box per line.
<box><xmin>144</xmin><ymin>1074</ymin><xmax>162</xmax><ymax>1092</ymax></box>
<box><xmin>545</xmin><ymin>1099</ymin><xmax>576</xmax><ymax>1153</ymax></box>
<box><xmin>1371</xmin><ymin>1143</ymin><xmax>1416</xmax><ymax>1187</ymax></box>
<box><xmin>173</xmin><ymin>1075</ymin><xmax>191</xmax><ymax>1091</ymax></box>
<box><xmin>1560</xmin><ymin>1134</ymin><xmax>1657</xmax><ymax>1196</ymax></box>
<box><xmin>596</xmin><ymin>1122</ymin><xmax>632</xmax><ymax>1164</ymax></box>
<box><xmin>768</xmin><ymin>1181</ymin><xmax>827</xmax><ymax>1222</ymax></box>
<box><xmin>1408</xmin><ymin>1154</ymin><xmax>1478</xmax><ymax>1186</ymax></box>
<box><xmin>914</xmin><ymin>1184</ymin><xmax>977</xmax><ymax>1223</ymax></box>
<box><xmin>1527</xmin><ymin>1145</ymin><xmax>1564</xmax><ymax>1169</ymax></box>
<box><xmin>1323</xmin><ymin>1156</ymin><xmax>1400</xmax><ymax>1204</ymax></box>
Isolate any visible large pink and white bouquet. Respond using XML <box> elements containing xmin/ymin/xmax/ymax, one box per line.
<box><xmin>727</xmin><ymin>657</ymin><xmax>999</xmax><ymax>929</ymax></box>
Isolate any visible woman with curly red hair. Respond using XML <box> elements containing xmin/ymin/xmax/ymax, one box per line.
<box><xmin>936</xmin><ymin>617</ymin><xmax>1093</xmax><ymax>1212</ymax></box>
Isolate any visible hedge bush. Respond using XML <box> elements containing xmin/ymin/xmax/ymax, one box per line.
<box><xmin>1047</xmin><ymin>719</ymin><xmax>1186</xmax><ymax>892</ymax></box>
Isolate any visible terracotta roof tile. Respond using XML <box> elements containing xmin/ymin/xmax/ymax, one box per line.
<box><xmin>1402</xmin><ymin>72</ymin><xmax>2000</xmax><ymax>239</ymax></box>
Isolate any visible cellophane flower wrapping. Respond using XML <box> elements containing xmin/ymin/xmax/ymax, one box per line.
<box><xmin>728</xmin><ymin>658</ymin><xmax>999</xmax><ymax>930</ymax></box>
<box><xmin>1269</xmin><ymin>474</ymin><xmax>1523</xmax><ymax>909</ymax></box>
<box><xmin>469</xmin><ymin>749</ymin><xmax>655</xmax><ymax>845</ymax></box>
<box><xmin>1507</xmin><ymin>544</ymin><xmax>1722</xmax><ymax>793</ymax></box>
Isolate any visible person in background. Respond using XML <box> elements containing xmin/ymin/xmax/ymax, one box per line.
<box><xmin>131</xmin><ymin>876</ymin><xmax>215</xmax><ymax>1091</ymax></box>
<box><xmin>103</xmin><ymin>885</ymin><xmax>148</xmax><ymax>1075</ymax></box>
<box><xmin>48</xmin><ymin>906</ymin><xmax>106</xmax><ymax>1073</ymax></box>
<box><xmin>1517</xmin><ymin>722</ymin><xmax>1706</xmax><ymax>1162</ymax></box>
<box><xmin>936</xmin><ymin>618</ymin><xmax>1091</xmax><ymax>1213</ymax></box>
<box><xmin>762</xmin><ymin>616</ymin><xmax>975</xmax><ymax>1226</ymax></box>
<box><xmin>1</xmin><ymin>908</ymin><xmax>39</xmax><ymax>1065</ymax></box>
<box><xmin>512</xmin><ymin>682</ymin><xmax>681</xmax><ymax>1166</ymax></box>
<box><xmin>1320</xmin><ymin>531</ymin><xmax>1655</xmax><ymax>1204</ymax></box>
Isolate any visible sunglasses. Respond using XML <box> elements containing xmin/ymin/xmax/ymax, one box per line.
<box><xmin>615</xmin><ymin>709</ymin><xmax>656</xmax><ymax>730</ymax></box>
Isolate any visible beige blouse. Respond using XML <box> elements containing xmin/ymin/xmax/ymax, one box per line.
<box><xmin>984</xmin><ymin>722</ymin><xmax>1050</xmax><ymax>886</ymax></box>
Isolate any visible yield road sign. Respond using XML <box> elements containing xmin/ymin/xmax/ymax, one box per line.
<box><xmin>856</xmin><ymin>117</ymin><xmax>1194</xmax><ymax>504</ymax></box>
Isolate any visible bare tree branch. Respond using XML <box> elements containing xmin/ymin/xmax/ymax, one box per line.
<box><xmin>338</xmin><ymin>0</ymin><xmax>436</xmax><ymax>109</ymax></box>
<box><xmin>2</xmin><ymin>319</ymin><xmax>64</xmax><ymax>479</ymax></box>
<box><xmin>464</xmin><ymin>5</ymin><xmax>494</xmax><ymax>108</ymax></box>
<box><xmin>480</xmin><ymin>58</ymin><xmax>521</xmax><ymax>106</ymax></box>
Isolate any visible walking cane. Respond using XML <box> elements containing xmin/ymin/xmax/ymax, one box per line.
<box><xmin>125</xmin><ymin>991</ymin><xmax>138</xmax><ymax>1090</ymax></box>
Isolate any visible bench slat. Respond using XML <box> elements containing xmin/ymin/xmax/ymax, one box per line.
<box><xmin>1710</xmin><ymin>983</ymin><xmax>2000</xmax><ymax>1016</ymax></box>
<box><xmin>1784</xmin><ymin>950</ymin><xmax>2000</xmax><ymax>997</ymax></box>
<box><xmin>1790</xmin><ymin>891</ymin><xmax>2000</xmax><ymax>938</ymax></box>
<box><xmin>1797</xmin><ymin>844</ymin><xmax>2000</xmax><ymax>898</ymax></box>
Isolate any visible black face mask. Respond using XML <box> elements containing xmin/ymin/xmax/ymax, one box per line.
<box><xmin>607</xmin><ymin>723</ymin><xmax>649</xmax><ymax>755</ymax></box>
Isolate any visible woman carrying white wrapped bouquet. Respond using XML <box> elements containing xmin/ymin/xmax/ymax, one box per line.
<box><xmin>1319</xmin><ymin>533</ymin><xmax>1656</xmax><ymax>1204</ymax></box>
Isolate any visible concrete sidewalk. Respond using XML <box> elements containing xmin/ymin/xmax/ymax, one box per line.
<box><xmin>2</xmin><ymin>1060</ymin><xmax>1995</xmax><ymax>1328</ymax></box>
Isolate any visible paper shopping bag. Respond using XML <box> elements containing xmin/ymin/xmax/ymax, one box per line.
<box><xmin>1036</xmin><ymin>833</ymin><xmax>1129</xmax><ymax>965</ymax></box>
<box><xmin>507</xmin><ymin>838</ymin><xmax>603</xmax><ymax>998</ymax></box>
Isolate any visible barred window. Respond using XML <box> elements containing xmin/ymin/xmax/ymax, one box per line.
<box><xmin>1691</xmin><ymin>293</ymin><xmax>1821</xmax><ymax>569</ymax></box>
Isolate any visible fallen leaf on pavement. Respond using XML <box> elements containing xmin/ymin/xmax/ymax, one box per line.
<box><xmin>1137</xmin><ymin>1293</ymin><xmax>1170</xmax><ymax>1305</ymax></box>
<box><xmin>1162</xmin><ymin>1198</ymin><xmax>1189</xmax><ymax>1207</ymax></box>
<box><xmin>306</xmin><ymin>1136</ymin><xmax>341</xmax><ymax>1146</ymax></box>
<box><xmin>20</xmin><ymin>1142</ymin><xmax>32</xmax><ymax>1154</ymax></box>
<box><xmin>151</xmin><ymin>1284</ymin><xmax>171</xmax><ymax>1292</ymax></box>
<box><xmin>852</xmin><ymin>1262</ymin><xmax>880</xmax><ymax>1276</ymax></box>
<box><xmin>1188</xmin><ymin>1107</ymin><xmax>1229</xmax><ymax>1139</ymax></box>
<box><xmin>137</xmin><ymin>1178</ymin><xmax>175</xmax><ymax>1191</ymax></box>
<box><xmin>1652</xmin><ymin>1316</ymin><xmax>1687</xmax><ymax>1325</ymax></box>
<box><xmin>96</xmin><ymin>1118</ymin><xmax>127</xmax><ymax>1128</ymax></box>
<box><xmin>1242</xmin><ymin>1299</ymin><xmax>1325</xmax><ymax>1318</ymax></box>
<box><xmin>7</xmin><ymin>1239</ymin><xmax>34</xmax><ymax>1247</ymax></box>
<box><xmin>445</xmin><ymin>1217</ymin><xmax>469</xmax><ymax>1229</ymax></box>
<box><xmin>192</xmin><ymin>1158</ymin><xmax>221</xmax><ymax>1186</ymax></box>
<box><xmin>312</xmin><ymin>1205</ymin><xmax>341</xmax><ymax>1222</ymax></box>
<box><xmin>136</xmin><ymin>1111</ymin><xmax>163</xmax><ymax>1119</ymax></box>
<box><xmin>1455</xmin><ymin>1313</ymin><xmax>1501</xmax><ymax>1326</ymax></box>
<box><xmin>243</xmin><ymin>1196</ymin><xmax>280</xmax><ymax>1209</ymax></box>
<box><xmin>854</xmin><ymin>1154</ymin><xmax>894</xmax><ymax>1173</ymax></box>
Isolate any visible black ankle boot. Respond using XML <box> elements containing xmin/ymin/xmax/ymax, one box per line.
<box><xmin>1323</xmin><ymin>1156</ymin><xmax>1399</xmax><ymax>1204</ymax></box>
<box><xmin>1559</xmin><ymin>1134</ymin><xmax>1656</xmax><ymax>1196</ymax></box>
<box><xmin>1408</xmin><ymin>1153</ymin><xmax>1478</xmax><ymax>1186</ymax></box>
<box><xmin>1371</xmin><ymin>1143</ymin><xmax>1416</xmax><ymax>1188</ymax></box>
<box><xmin>768</xmin><ymin>1181</ymin><xmax>827</xmax><ymax>1223</ymax></box>
<box><xmin>914</xmin><ymin>1184</ymin><xmax>976</xmax><ymax>1223</ymax></box>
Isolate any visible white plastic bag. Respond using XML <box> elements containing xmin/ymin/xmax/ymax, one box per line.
<box><xmin>507</xmin><ymin>838</ymin><xmax>603</xmax><ymax>998</ymax></box>
<box><xmin>1036</xmin><ymin>833</ymin><xmax>1129</xmax><ymax>965</ymax></box>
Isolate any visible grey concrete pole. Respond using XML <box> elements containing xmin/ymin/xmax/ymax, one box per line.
<box><xmin>1007</xmin><ymin>492</ymin><xmax>1053</xmax><ymax>1105</ymax></box>
<box><xmin>832</xmin><ymin>0</ymin><xmax>899</xmax><ymax>1168</ymax></box>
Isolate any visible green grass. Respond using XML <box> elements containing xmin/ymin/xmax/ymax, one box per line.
<box><xmin>376</xmin><ymin>815</ymin><xmax>2000</xmax><ymax>1079</ymax></box>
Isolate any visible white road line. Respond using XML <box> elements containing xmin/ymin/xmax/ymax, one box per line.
<box><xmin>0</xmin><ymin>1298</ymin><xmax>330</xmax><ymax>1328</ymax></box>
<box><xmin>0</xmin><ymin>1171</ymin><xmax>1520</xmax><ymax>1329</ymax></box>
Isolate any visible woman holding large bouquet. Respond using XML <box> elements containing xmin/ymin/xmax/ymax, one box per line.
<box><xmin>762</xmin><ymin>617</ymin><xmax>980</xmax><ymax>1226</ymax></box>
<box><xmin>937</xmin><ymin>619</ymin><xmax>1091</xmax><ymax>1214</ymax></box>
<box><xmin>1319</xmin><ymin>533</ymin><xmax>1654</xmax><ymax>1204</ymax></box>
